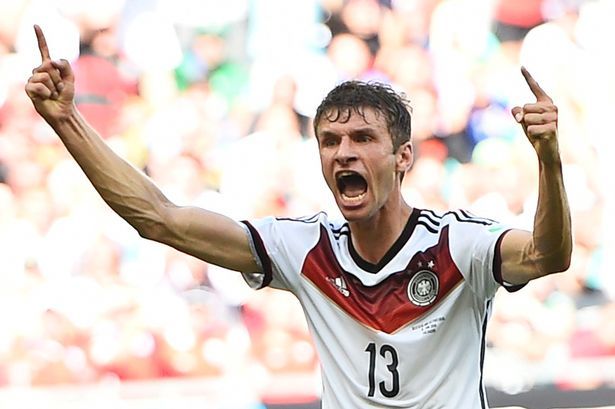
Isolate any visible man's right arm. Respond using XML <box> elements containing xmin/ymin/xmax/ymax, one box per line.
<box><xmin>25</xmin><ymin>25</ymin><xmax>259</xmax><ymax>274</ymax></box>
<box><xmin>55</xmin><ymin>108</ymin><xmax>258</xmax><ymax>273</ymax></box>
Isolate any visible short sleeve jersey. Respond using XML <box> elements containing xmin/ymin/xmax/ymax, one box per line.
<box><xmin>241</xmin><ymin>208</ymin><xmax>523</xmax><ymax>409</ymax></box>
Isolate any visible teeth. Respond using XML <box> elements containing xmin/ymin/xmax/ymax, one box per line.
<box><xmin>336</xmin><ymin>170</ymin><xmax>357</xmax><ymax>178</ymax></box>
<box><xmin>341</xmin><ymin>192</ymin><xmax>366</xmax><ymax>202</ymax></box>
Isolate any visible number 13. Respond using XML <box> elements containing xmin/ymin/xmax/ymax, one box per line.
<box><xmin>365</xmin><ymin>343</ymin><xmax>400</xmax><ymax>398</ymax></box>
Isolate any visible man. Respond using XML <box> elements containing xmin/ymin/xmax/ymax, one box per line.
<box><xmin>26</xmin><ymin>25</ymin><xmax>571</xmax><ymax>408</ymax></box>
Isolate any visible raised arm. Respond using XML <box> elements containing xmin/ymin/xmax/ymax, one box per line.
<box><xmin>499</xmin><ymin>67</ymin><xmax>572</xmax><ymax>285</ymax></box>
<box><xmin>25</xmin><ymin>25</ymin><xmax>258</xmax><ymax>273</ymax></box>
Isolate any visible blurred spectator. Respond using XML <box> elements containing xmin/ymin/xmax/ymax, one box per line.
<box><xmin>71</xmin><ymin>6</ymin><xmax>138</xmax><ymax>139</ymax></box>
<box><xmin>492</xmin><ymin>0</ymin><xmax>545</xmax><ymax>43</ymax></box>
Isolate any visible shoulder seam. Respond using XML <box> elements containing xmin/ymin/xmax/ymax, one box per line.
<box><xmin>275</xmin><ymin>211</ymin><xmax>325</xmax><ymax>224</ymax></box>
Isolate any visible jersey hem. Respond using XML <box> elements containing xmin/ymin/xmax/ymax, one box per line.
<box><xmin>492</xmin><ymin>229</ymin><xmax>526</xmax><ymax>292</ymax></box>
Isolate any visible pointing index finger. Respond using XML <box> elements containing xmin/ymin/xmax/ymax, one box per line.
<box><xmin>34</xmin><ymin>24</ymin><xmax>51</xmax><ymax>62</ymax></box>
<box><xmin>521</xmin><ymin>66</ymin><xmax>552</xmax><ymax>103</ymax></box>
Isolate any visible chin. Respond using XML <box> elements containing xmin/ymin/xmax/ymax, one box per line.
<box><xmin>337</xmin><ymin>203</ymin><xmax>371</xmax><ymax>222</ymax></box>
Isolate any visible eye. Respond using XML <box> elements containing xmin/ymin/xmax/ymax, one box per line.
<box><xmin>354</xmin><ymin>134</ymin><xmax>371</xmax><ymax>143</ymax></box>
<box><xmin>320</xmin><ymin>137</ymin><xmax>339</xmax><ymax>148</ymax></box>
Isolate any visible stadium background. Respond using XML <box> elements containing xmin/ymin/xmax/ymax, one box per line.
<box><xmin>0</xmin><ymin>0</ymin><xmax>614</xmax><ymax>407</ymax></box>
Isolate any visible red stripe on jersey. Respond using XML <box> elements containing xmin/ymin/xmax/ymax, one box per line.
<box><xmin>301</xmin><ymin>225</ymin><xmax>463</xmax><ymax>334</ymax></box>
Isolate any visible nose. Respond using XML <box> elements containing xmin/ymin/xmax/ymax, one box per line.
<box><xmin>335</xmin><ymin>137</ymin><xmax>357</xmax><ymax>166</ymax></box>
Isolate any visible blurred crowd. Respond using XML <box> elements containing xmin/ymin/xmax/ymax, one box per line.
<box><xmin>0</xmin><ymin>0</ymin><xmax>614</xmax><ymax>405</ymax></box>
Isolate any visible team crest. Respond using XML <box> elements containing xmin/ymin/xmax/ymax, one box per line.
<box><xmin>407</xmin><ymin>270</ymin><xmax>439</xmax><ymax>306</ymax></box>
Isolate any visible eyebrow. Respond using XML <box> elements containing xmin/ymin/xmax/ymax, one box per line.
<box><xmin>317</xmin><ymin>126</ymin><xmax>379</xmax><ymax>139</ymax></box>
<box><xmin>349</xmin><ymin>126</ymin><xmax>378</xmax><ymax>136</ymax></box>
<box><xmin>317</xmin><ymin>130</ymin><xmax>338</xmax><ymax>140</ymax></box>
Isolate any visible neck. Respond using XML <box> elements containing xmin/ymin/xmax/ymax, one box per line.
<box><xmin>349</xmin><ymin>199</ymin><xmax>413</xmax><ymax>265</ymax></box>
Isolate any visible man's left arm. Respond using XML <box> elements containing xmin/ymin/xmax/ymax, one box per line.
<box><xmin>499</xmin><ymin>67</ymin><xmax>573</xmax><ymax>285</ymax></box>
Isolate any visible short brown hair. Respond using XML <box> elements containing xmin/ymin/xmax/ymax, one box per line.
<box><xmin>314</xmin><ymin>81</ymin><xmax>412</xmax><ymax>151</ymax></box>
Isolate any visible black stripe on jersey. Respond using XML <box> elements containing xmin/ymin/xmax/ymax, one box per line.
<box><xmin>331</xmin><ymin>223</ymin><xmax>350</xmax><ymax>241</ymax></box>
<box><xmin>240</xmin><ymin>221</ymin><xmax>273</xmax><ymax>289</ymax></box>
<box><xmin>418</xmin><ymin>214</ymin><xmax>440</xmax><ymax>226</ymax></box>
<box><xmin>333</xmin><ymin>230</ymin><xmax>350</xmax><ymax>239</ymax></box>
<box><xmin>416</xmin><ymin>221</ymin><xmax>438</xmax><ymax>234</ymax></box>
<box><xmin>275</xmin><ymin>212</ymin><xmax>324</xmax><ymax>224</ymax></box>
<box><xmin>459</xmin><ymin>209</ymin><xmax>496</xmax><ymax>225</ymax></box>
<box><xmin>331</xmin><ymin>223</ymin><xmax>349</xmax><ymax>234</ymax></box>
<box><xmin>479</xmin><ymin>299</ymin><xmax>492</xmax><ymax>409</ymax></box>
<box><xmin>348</xmin><ymin>208</ymin><xmax>420</xmax><ymax>273</ymax></box>
<box><xmin>417</xmin><ymin>213</ymin><xmax>440</xmax><ymax>233</ymax></box>
<box><xmin>445</xmin><ymin>210</ymin><xmax>493</xmax><ymax>226</ymax></box>
<box><xmin>419</xmin><ymin>209</ymin><xmax>442</xmax><ymax>226</ymax></box>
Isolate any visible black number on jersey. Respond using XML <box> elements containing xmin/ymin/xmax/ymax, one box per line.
<box><xmin>365</xmin><ymin>343</ymin><xmax>400</xmax><ymax>398</ymax></box>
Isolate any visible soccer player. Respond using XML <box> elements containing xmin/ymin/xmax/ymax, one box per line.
<box><xmin>26</xmin><ymin>25</ymin><xmax>571</xmax><ymax>408</ymax></box>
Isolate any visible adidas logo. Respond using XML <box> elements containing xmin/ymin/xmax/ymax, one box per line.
<box><xmin>327</xmin><ymin>276</ymin><xmax>350</xmax><ymax>297</ymax></box>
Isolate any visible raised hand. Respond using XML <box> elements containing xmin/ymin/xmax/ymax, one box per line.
<box><xmin>25</xmin><ymin>25</ymin><xmax>75</xmax><ymax>122</ymax></box>
<box><xmin>511</xmin><ymin>67</ymin><xmax>560</xmax><ymax>164</ymax></box>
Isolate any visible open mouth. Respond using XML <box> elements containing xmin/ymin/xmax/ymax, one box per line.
<box><xmin>336</xmin><ymin>171</ymin><xmax>368</xmax><ymax>202</ymax></box>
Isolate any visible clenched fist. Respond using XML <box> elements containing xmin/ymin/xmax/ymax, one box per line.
<box><xmin>25</xmin><ymin>25</ymin><xmax>76</xmax><ymax>124</ymax></box>
<box><xmin>512</xmin><ymin>67</ymin><xmax>560</xmax><ymax>165</ymax></box>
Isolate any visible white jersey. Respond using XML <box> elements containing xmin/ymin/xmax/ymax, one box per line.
<box><xmin>241</xmin><ymin>208</ymin><xmax>524</xmax><ymax>409</ymax></box>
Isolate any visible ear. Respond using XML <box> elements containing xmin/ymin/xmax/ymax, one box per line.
<box><xmin>395</xmin><ymin>141</ymin><xmax>413</xmax><ymax>174</ymax></box>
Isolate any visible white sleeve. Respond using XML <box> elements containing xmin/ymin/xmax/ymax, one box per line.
<box><xmin>239</xmin><ymin>215</ymin><xmax>322</xmax><ymax>293</ymax></box>
<box><xmin>447</xmin><ymin>212</ymin><xmax>525</xmax><ymax>300</ymax></box>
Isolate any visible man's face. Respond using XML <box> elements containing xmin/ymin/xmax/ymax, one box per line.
<box><xmin>316</xmin><ymin>107</ymin><xmax>411</xmax><ymax>222</ymax></box>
